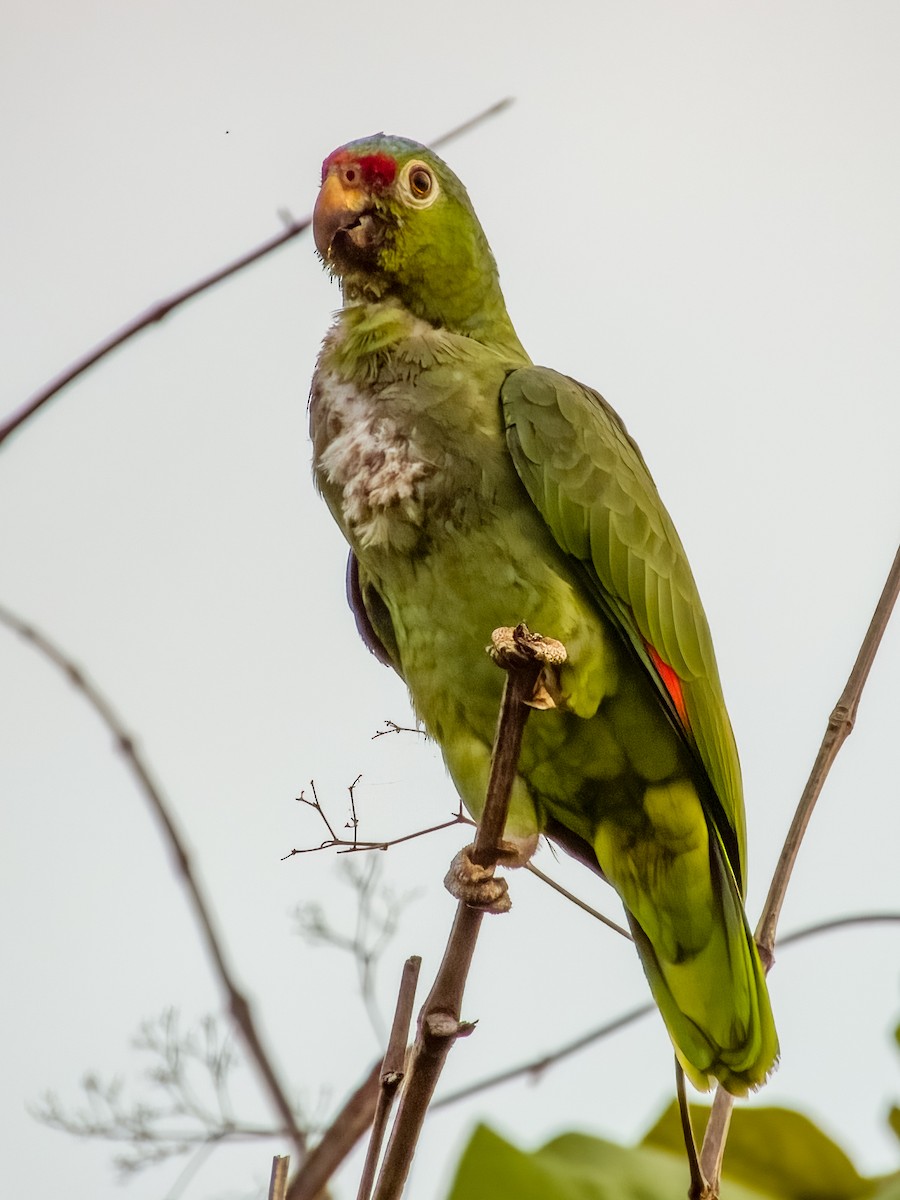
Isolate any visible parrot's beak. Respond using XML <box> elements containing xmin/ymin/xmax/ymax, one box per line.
<box><xmin>313</xmin><ymin>171</ymin><xmax>376</xmax><ymax>262</ymax></box>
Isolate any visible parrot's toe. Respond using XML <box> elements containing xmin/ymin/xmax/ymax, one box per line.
<box><xmin>444</xmin><ymin>845</ymin><xmax>511</xmax><ymax>914</ymax></box>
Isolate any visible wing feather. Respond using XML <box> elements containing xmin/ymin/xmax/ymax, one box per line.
<box><xmin>501</xmin><ymin>366</ymin><xmax>745</xmax><ymax>884</ymax></box>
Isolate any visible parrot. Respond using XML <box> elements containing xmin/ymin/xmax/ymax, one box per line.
<box><xmin>309</xmin><ymin>133</ymin><xmax>778</xmax><ymax>1095</ymax></box>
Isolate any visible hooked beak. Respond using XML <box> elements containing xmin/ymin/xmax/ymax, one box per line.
<box><xmin>313</xmin><ymin>170</ymin><xmax>375</xmax><ymax>262</ymax></box>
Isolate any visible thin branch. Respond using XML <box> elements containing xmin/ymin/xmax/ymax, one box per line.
<box><xmin>357</xmin><ymin>957</ymin><xmax>421</xmax><ymax>1200</ymax></box>
<box><xmin>0</xmin><ymin>602</ymin><xmax>307</xmax><ymax>1161</ymax></box>
<box><xmin>524</xmin><ymin>861</ymin><xmax>632</xmax><ymax>940</ymax></box>
<box><xmin>757</xmin><ymin>540</ymin><xmax>900</xmax><ymax>956</ymax></box>
<box><xmin>371</xmin><ymin>625</ymin><xmax>562</xmax><ymax>1199</ymax></box>
<box><xmin>697</xmin><ymin>1088</ymin><xmax>733</xmax><ymax>1198</ymax></box>
<box><xmin>777</xmin><ymin>910</ymin><xmax>900</xmax><ymax>947</ymax></box>
<box><xmin>677</xmin><ymin>1061</ymin><xmax>706</xmax><ymax>1200</ymax></box>
<box><xmin>428</xmin><ymin>98</ymin><xmax>513</xmax><ymax>151</ymax></box>
<box><xmin>0</xmin><ymin>98</ymin><xmax>512</xmax><ymax>450</ymax></box>
<box><xmin>0</xmin><ymin>220</ymin><xmax>308</xmax><ymax>448</ymax></box>
<box><xmin>698</xmin><ymin>540</ymin><xmax>900</xmax><ymax>1196</ymax></box>
<box><xmin>432</xmin><ymin>1002</ymin><xmax>654</xmax><ymax>1109</ymax></box>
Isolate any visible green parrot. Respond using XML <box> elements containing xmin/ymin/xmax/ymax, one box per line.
<box><xmin>309</xmin><ymin>134</ymin><xmax>778</xmax><ymax>1095</ymax></box>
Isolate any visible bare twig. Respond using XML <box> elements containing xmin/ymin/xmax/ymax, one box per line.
<box><xmin>0</xmin><ymin>603</ymin><xmax>307</xmax><ymax>1161</ymax></box>
<box><xmin>0</xmin><ymin>98</ymin><xmax>512</xmax><ymax>450</ymax></box>
<box><xmin>296</xmin><ymin>781</ymin><xmax>340</xmax><ymax>842</ymax></box>
<box><xmin>371</xmin><ymin>720</ymin><xmax>426</xmax><ymax>740</ymax></box>
<box><xmin>698</xmin><ymin>540</ymin><xmax>900</xmax><ymax>1195</ymax></box>
<box><xmin>371</xmin><ymin>625</ymin><xmax>561</xmax><ymax>1199</ymax></box>
<box><xmin>357</xmin><ymin>957</ymin><xmax>421</xmax><ymax>1200</ymax></box>
<box><xmin>269</xmin><ymin>1156</ymin><xmax>290</xmax><ymax>1200</ymax></box>
<box><xmin>283</xmin><ymin>812</ymin><xmax>474</xmax><ymax>859</ymax></box>
<box><xmin>348</xmin><ymin>774</ymin><xmax>362</xmax><ymax>845</ymax></box>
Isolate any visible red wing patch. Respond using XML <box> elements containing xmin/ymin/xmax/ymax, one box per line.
<box><xmin>645</xmin><ymin>641</ymin><xmax>690</xmax><ymax>731</ymax></box>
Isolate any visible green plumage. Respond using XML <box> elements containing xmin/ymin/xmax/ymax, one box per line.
<box><xmin>310</xmin><ymin>134</ymin><xmax>778</xmax><ymax>1094</ymax></box>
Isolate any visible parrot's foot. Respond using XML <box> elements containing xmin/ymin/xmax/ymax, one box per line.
<box><xmin>445</xmin><ymin>844</ymin><xmax>510</xmax><ymax>913</ymax></box>
<box><xmin>443</xmin><ymin>835</ymin><xmax>537</xmax><ymax>914</ymax></box>
<box><xmin>488</xmin><ymin>623</ymin><xmax>567</xmax><ymax>709</ymax></box>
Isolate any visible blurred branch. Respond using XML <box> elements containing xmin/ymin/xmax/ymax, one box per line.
<box><xmin>0</xmin><ymin>98</ymin><xmax>512</xmax><ymax>450</ymax></box>
<box><xmin>32</xmin><ymin>1011</ymin><xmax>278</xmax><ymax>1176</ymax></box>
<box><xmin>294</xmin><ymin>858</ymin><xmax>415</xmax><ymax>1045</ymax></box>
<box><xmin>0</xmin><ymin>603</ymin><xmax>308</xmax><ymax>1161</ymax></box>
<box><xmin>699</xmin><ymin>539</ymin><xmax>900</xmax><ymax>1196</ymax></box>
<box><xmin>777</xmin><ymin>910</ymin><xmax>900</xmax><ymax>947</ymax></box>
<box><xmin>31</xmin><ymin>905</ymin><xmax>898</xmax><ymax>1188</ymax></box>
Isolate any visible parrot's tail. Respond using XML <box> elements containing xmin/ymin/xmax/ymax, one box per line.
<box><xmin>626</xmin><ymin>844</ymin><xmax>779</xmax><ymax>1096</ymax></box>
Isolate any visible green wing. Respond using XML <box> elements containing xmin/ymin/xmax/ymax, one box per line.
<box><xmin>501</xmin><ymin>366</ymin><xmax>746</xmax><ymax>890</ymax></box>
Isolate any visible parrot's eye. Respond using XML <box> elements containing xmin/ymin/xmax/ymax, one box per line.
<box><xmin>399</xmin><ymin>161</ymin><xmax>440</xmax><ymax>209</ymax></box>
<box><xmin>410</xmin><ymin>168</ymin><xmax>432</xmax><ymax>197</ymax></box>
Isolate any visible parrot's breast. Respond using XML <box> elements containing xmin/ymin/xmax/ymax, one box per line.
<box><xmin>310</xmin><ymin>303</ymin><xmax>528</xmax><ymax>557</ymax></box>
<box><xmin>312</xmin><ymin>367</ymin><xmax>435</xmax><ymax>552</ymax></box>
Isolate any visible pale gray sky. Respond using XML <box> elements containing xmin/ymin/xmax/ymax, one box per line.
<box><xmin>2</xmin><ymin>2</ymin><xmax>899</xmax><ymax>1197</ymax></box>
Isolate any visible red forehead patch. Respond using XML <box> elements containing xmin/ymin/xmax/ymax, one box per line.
<box><xmin>321</xmin><ymin>149</ymin><xmax>397</xmax><ymax>189</ymax></box>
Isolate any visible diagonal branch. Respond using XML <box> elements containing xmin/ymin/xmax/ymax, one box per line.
<box><xmin>0</xmin><ymin>98</ymin><xmax>512</xmax><ymax>450</ymax></box>
<box><xmin>698</xmin><ymin>539</ymin><xmax>900</xmax><ymax>1195</ymax></box>
<box><xmin>0</xmin><ymin>602</ymin><xmax>307</xmax><ymax>1161</ymax></box>
<box><xmin>756</xmin><ymin>539</ymin><xmax>900</xmax><ymax>956</ymax></box>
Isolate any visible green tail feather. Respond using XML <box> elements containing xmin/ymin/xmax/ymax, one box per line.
<box><xmin>626</xmin><ymin>842</ymin><xmax>779</xmax><ymax>1096</ymax></box>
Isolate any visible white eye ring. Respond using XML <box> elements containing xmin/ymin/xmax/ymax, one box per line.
<box><xmin>399</xmin><ymin>161</ymin><xmax>440</xmax><ymax>209</ymax></box>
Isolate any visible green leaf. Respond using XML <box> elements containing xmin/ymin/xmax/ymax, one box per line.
<box><xmin>445</xmin><ymin>1123</ymin><xmax>771</xmax><ymax>1200</ymax></box>
<box><xmin>889</xmin><ymin>1107</ymin><xmax>900</xmax><ymax>1142</ymax></box>
<box><xmin>643</xmin><ymin>1100</ymin><xmax>878</xmax><ymax>1199</ymax></box>
<box><xmin>872</xmin><ymin>1175</ymin><xmax>900</xmax><ymax>1200</ymax></box>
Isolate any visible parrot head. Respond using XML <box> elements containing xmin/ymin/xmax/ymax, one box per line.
<box><xmin>314</xmin><ymin>134</ymin><xmax>517</xmax><ymax>345</ymax></box>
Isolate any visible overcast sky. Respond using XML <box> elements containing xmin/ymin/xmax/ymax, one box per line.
<box><xmin>3</xmin><ymin>2</ymin><xmax>899</xmax><ymax>1198</ymax></box>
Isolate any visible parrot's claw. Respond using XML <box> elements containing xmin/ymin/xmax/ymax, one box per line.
<box><xmin>489</xmin><ymin>624</ymin><xmax>567</xmax><ymax>709</ymax></box>
<box><xmin>444</xmin><ymin>844</ymin><xmax>512</xmax><ymax>914</ymax></box>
